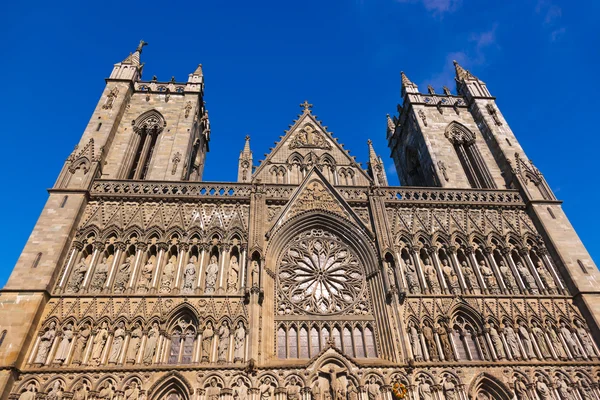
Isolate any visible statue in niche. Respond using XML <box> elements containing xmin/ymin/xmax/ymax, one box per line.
<box><xmin>98</xmin><ymin>381</ymin><xmax>115</xmax><ymax>400</ymax></box>
<box><xmin>347</xmin><ymin>384</ymin><xmax>358</xmax><ymax>400</ymax></box>
<box><xmin>547</xmin><ymin>326</ymin><xmax>566</xmax><ymax>359</ymax></box>
<box><xmin>34</xmin><ymin>321</ymin><xmax>56</xmax><ymax>364</ymax></box>
<box><xmin>124</xmin><ymin>381</ymin><xmax>140</xmax><ymax>400</ymax></box>
<box><xmin>535</xmin><ymin>261</ymin><xmax>557</xmax><ymax>294</ymax></box>
<box><xmin>498</xmin><ymin>260</ymin><xmax>516</xmax><ymax>293</ymax></box>
<box><xmin>287</xmin><ymin>377</ymin><xmax>301</xmax><ymax>400</ymax></box>
<box><xmin>251</xmin><ymin>260</ymin><xmax>260</xmax><ymax>287</ymax></box>
<box><xmin>516</xmin><ymin>262</ymin><xmax>538</xmax><ymax>294</ymax></box>
<box><xmin>575</xmin><ymin>320</ymin><xmax>596</xmax><ymax>357</ymax></box>
<box><xmin>461</xmin><ymin>260</ymin><xmax>479</xmax><ymax>292</ymax></box>
<box><xmin>205</xmin><ymin>255</ymin><xmax>219</xmax><ymax>294</ymax></box>
<box><xmin>418</xmin><ymin>377</ymin><xmax>433</xmax><ymax>400</ymax></box>
<box><xmin>259</xmin><ymin>377</ymin><xmax>274</xmax><ymax>400</ymax></box>
<box><xmin>556</xmin><ymin>378</ymin><xmax>574</xmax><ymax>400</ymax></box>
<box><xmin>436</xmin><ymin>324</ymin><xmax>455</xmax><ymax>361</ymax></box>
<box><xmin>441</xmin><ymin>377</ymin><xmax>457</xmax><ymax>400</ymax></box>
<box><xmin>109</xmin><ymin>321</ymin><xmax>125</xmax><ymax>363</ymax></box>
<box><xmin>90</xmin><ymin>256</ymin><xmax>110</xmax><ymax>292</ymax></box>
<box><xmin>206</xmin><ymin>378</ymin><xmax>221</xmax><ymax>400</ymax></box>
<box><xmin>66</xmin><ymin>257</ymin><xmax>88</xmax><ymax>293</ymax></box>
<box><xmin>312</xmin><ymin>380</ymin><xmax>322</xmax><ymax>400</ymax></box>
<box><xmin>366</xmin><ymin>377</ymin><xmax>380</xmax><ymax>400</ymax></box>
<box><xmin>218</xmin><ymin>320</ymin><xmax>230</xmax><ymax>362</ymax></box>
<box><xmin>535</xmin><ymin>378</ymin><xmax>554</xmax><ymax>400</ymax></box>
<box><xmin>91</xmin><ymin>321</ymin><xmax>109</xmax><ymax>365</ymax></box>
<box><xmin>182</xmin><ymin>256</ymin><xmax>197</xmax><ymax>294</ymax></box>
<box><xmin>518</xmin><ymin>322</ymin><xmax>536</xmax><ymax>359</ymax></box>
<box><xmin>137</xmin><ymin>257</ymin><xmax>155</xmax><ymax>293</ymax></box>
<box><xmin>504</xmin><ymin>324</ymin><xmax>521</xmax><ymax>359</ymax></box>
<box><xmin>560</xmin><ymin>322</ymin><xmax>582</xmax><ymax>358</ymax></box>
<box><xmin>160</xmin><ymin>255</ymin><xmax>177</xmax><ymax>294</ymax></box>
<box><xmin>513</xmin><ymin>377</ymin><xmax>530</xmax><ymax>400</ymax></box>
<box><xmin>19</xmin><ymin>384</ymin><xmax>37</xmax><ymax>400</ymax></box>
<box><xmin>409</xmin><ymin>324</ymin><xmax>423</xmax><ymax>361</ymax></box>
<box><xmin>73</xmin><ymin>381</ymin><xmax>90</xmax><ymax>400</ymax></box>
<box><xmin>46</xmin><ymin>381</ymin><xmax>64</xmax><ymax>400</ymax></box>
<box><xmin>422</xmin><ymin>324</ymin><xmax>438</xmax><ymax>360</ymax></box>
<box><xmin>54</xmin><ymin>323</ymin><xmax>73</xmax><ymax>364</ymax></box>
<box><xmin>531</xmin><ymin>324</ymin><xmax>551</xmax><ymax>359</ymax></box>
<box><xmin>71</xmin><ymin>323</ymin><xmax>91</xmax><ymax>364</ymax></box>
<box><xmin>234</xmin><ymin>321</ymin><xmax>246</xmax><ymax>362</ymax></box>
<box><xmin>386</xmin><ymin>262</ymin><xmax>396</xmax><ymax>289</ymax></box>
<box><xmin>478</xmin><ymin>260</ymin><xmax>498</xmax><ymax>293</ymax></box>
<box><xmin>580</xmin><ymin>380</ymin><xmax>595</xmax><ymax>400</ymax></box>
<box><xmin>113</xmin><ymin>256</ymin><xmax>134</xmax><ymax>294</ymax></box>
<box><xmin>233</xmin><ymin>378</ymin><xmax>249</xmax><ymax>400</ymax></box>
<box><xmin>422</xmin><ymin>258</ymin><xmax>440</xmax><ymax>294</ymax></box>
<box><xmin>202</xmin><ymin>321</ymin><xmax>214</xmax><ymax>361</ymax></box>
<box><xmin>127</xmin><ymin>323</ymin><xmax>142</xmax><ymax>363</ymax></box>
<box><xmin>488</xmin><ymin>323</ymin><xmax>505</xmax><ymax>359</ymax></box>
<box><xmin>403</xmin><ymin>257</ymin><xmax>420</xmax><ymax>294</ymax></box>
<box><xmin>143</xmin><ymin>322</ymin><xmax>159</xmax><ymax>364</ymax></box>
<box><xmin>441</xmin><ymin>259</ymin><xmax>459</xmax><ymax>294</ymax></box>
<box><xmin>227</xmin><ymin>255</ymin><xmax>240</xmax><ymax>293</ymax></box>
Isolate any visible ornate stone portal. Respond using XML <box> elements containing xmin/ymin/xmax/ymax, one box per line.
<box><xmin>3</xmin><ymin>45</ymin><xmax>600</xmax><ymax>400</ymax></box>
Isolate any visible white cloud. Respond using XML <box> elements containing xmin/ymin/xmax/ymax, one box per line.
<box><xmin>551</xmin><ymin>27</ymin><xmax>566</xmax><ymax>41</ymax></box>
<box><xmin>396</xmin><ymin>0</ymin><xmax>462</xmax><ymax>15</ymax></box>
<box><xmin>536</xmin><ymin>0</ymin><xmax>565</xmax><ymax>41</ymax></box>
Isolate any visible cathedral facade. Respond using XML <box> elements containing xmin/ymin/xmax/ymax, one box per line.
<box><xmin>1</xmin><ymin>42</ymin><xmax>599</xmax><ymax>400</ymax></box>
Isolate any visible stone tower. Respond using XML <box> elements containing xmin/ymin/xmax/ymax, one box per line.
<box><xmin>1</xmin><ymin>45</ymin><xmax>599</xmax><ymax>400</ymax></box>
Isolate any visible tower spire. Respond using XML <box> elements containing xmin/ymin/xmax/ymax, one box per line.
<box><xmin>238</xmin><ymin>135</ymin><xmax>253</xmax><ymax>183</ymax></box>
<box><xmin>366</xmin><ymin>139</ymin><xmax>388</xmax><ymax>186</ymax></box>
<box><xmin>401</xmin><ymin>71</ymin><xmax>419</xmax><ymax>96</ymax></box>
<box><xmin>453</xmin><ymin>60</ymin><xmax>477</xmax><ymax>81</ymax></box>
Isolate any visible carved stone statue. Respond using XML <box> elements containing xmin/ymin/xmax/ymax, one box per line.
<box><xmin>409</xmin><ymin>324</ymin><xmax>423</xmax><ymax>361</ymax></box>
<box><xmin>98</xmin><ymin>381</ymin><xmax>115</xmax><ymax>400</ymax></box>
<box><xmin>287</xmin><ymin>377</ymin><xmax>301</xmax><ymax>400</ymax></box>
<box><xmin>160</xmin><ymin>255</ymin><xmax>177</xmax><ymax>293</ymax></box>
<box><xmin>90</xmin><ymin>256</ymin><xmax>109</xmax><ymax>292</ymax></box>
<box><xmin>479</xmin><ymin>260</ymin><xmax>498</xmax><ymax>294</ymax></box>
<box><xmin>404</xmin><ymin>257</ymin><xmax>420</xmax><ymax>294</ymax></box>
<box><xmin>46</xmin><ymin>381</ymin><xmax>64</xmax><ymax>400</ymax></box>
<box><xmin>259</xmin><ymin>377</ymin><xmax>274</xmax><ymax>400</ymax></box>
<box><xmin>91</xmin><ymin>322</ymin><xmax>109</xmax><ymax>365</ymax></box>
<box><xmin>441</xmin><ymin>259</ymin><xmax>459</xmax><ymax>294</ymax></box>
<box><xmin>560</xmin><ymin>322</ymin><xmax>582</xmax><ymax>358</ymax></box>
<box><xmin>143</xmin><ymin>322</ymin><xmax>159</xmax><ymax>364</ymax></box>
<box><xmin>227</xmin><ymin>255</ymin><xmax>240</xmax><ymax>293</ymax></box>
<box><xmin>513</xmin><ymin>377</ymin><xmax>530</xmax><ymax>400</ymax></box>
<box><xmin>205</xmin><ymin>255</ymin><xmax>219</xmax><ymax>294</ymax></box>
<box><xmin>518</xmin><ymin>322</ymin><xmax>536</xmax><ymax>359</ymax></box>
<box><xmin>516</xmin><ymin>262</ymin><xmax>538</xmax><ymax>294</ymax></box>
<box><xmin>535</xmin><ymin>261</ymin><xmax>557</xmax><ymax>294</ymax></box>
<box><xmin>19</xmin><ymin>384</ymin><xmax>37</xmax><ymax>400</ymax></box>
<box><xmin>234</xmin><ymin>321</ymin><xmax>246</xmax><ymax>362</ymax></box>
<box><xmin>347</xmin><ymin>384</ymin><xmax>358</xmax><ymax>400</ymax></box>
<box><xmin>422</xmin><ymin>324</ymin><xmax>438</xmax><ymax>360</ymax></box>
<box><xmin>127</xmin><ymin>323</ymin><xmax>142</xmax><ymax>363</ymax></box>
<box><xmin>108</xmin><ymin>321</ymin><xmax>125</xmax><ymax>363</ymax></box>
<box><xmin>556</xmin><ymin>378</ymin><xmax>574</xmax><ymax>400</ymax></box>
<box><xmin>34</xmin><ymin>322</ymin><xmax>56</xmax><ymax>364</ymax></box>
<box><xmin>312</xmin><ymin>380</ymin><xmax>322</xmax><ymax>400</ymax></box>
<box><xmin>461</xmin><ymin>261</ymin><xmax>479</xmax><ymax>292</ymax></box>
<box><xmin>182</xmin><ymin>256</ymin><xmax>197</xmax><ymax>293</ymax></box>
<box><xmin>72</xmin><ymin>323</ymin><xmax>91</xmax><ymax>364</ymax></box>
<box><xmin>418</xmin><ymin>377</ymin><xmax>433</xmax><ymax>400</ymax></box>
<box><xmin>233</xmin><ymin>378</ymin><xmax>249</xmax><ymax>400</ymax></box>
<box><xmin>386</xmin><ymin>262</ymin><xmax>396</xmax><ymax>288</ymax></box>
<box><xmin>504</xmin><ymin>324</ymin><xmax>521</xmax><ymax>359</ymax></box>
<box><xmin>535</xmin><ymin>378</ymin><xmax>554</xmax><ymax>400</ymax></box>
<box><xmin>580</xmin><ymin>380</ymin><xmax>595</xmax><ymax>400</ymax></box>
<box><xmin>366</xmin><ymin>377</ymin><xmax>380</xmax><ymax>400</ymax></box>
<box><xmin>422</xmin><ymin>258</ymin><xmax>440</xmax><ymax>294</ymax></box>
<box><xmin>488</xmin><ymin>323</ymin><xmax>505</xmax><ymax>359</ymax></box>
<box><xmin>206</xmin><ymin>378</ymin><xmax>221</xmax><ymax>400</ymax></box>
<box><xmin>532</xmin><ymin>325</ymin><xmax>551</xmax><ymax>359</ymax></box>
<box><xmin>113</xmin><ymin>256</ymin><xmax>134</xmax><ymax>294</ymax></box>
<box><xmin>575</xmin><ymin>320</ymin><xmax>596</xmax><ymax>357</ymax></box>
<box><xmin>124</xmin><ymin>381</ymin><xmax>140</xmax><ymax>400</ymax></box>
<box><xmin>218</xmin><ymin>321</ymin><xmax>230</xmax><ymax>362</ymax></box>
<box><xmin>73</xmin><ymin>381</ymin><xmax>90</xmax><ymax>400</ymax></box>
<box><xmin>548</xmin><ymin>326</ymin><xmax>567</xmax><ymax>359</ymax></box>
<box><xmin>251</xmin><ymin>260</ymin><xmax>260</xmax><ymax>287</ymax></box>
<box><xmin>442</xmin><ymin>377</ymin><xmax>457</xmax><ymax>400</ymax></box>
<box><xmin>137</xmin><ymin>258</ymin><xmax>155</xmax><ymax>293</ymax></box>
<box><xmin>66</xmin><ymin>258</ymin><xmax>88</xmax><ymax>293</ymax></box>
<box><xmin>202</xmin><ymin>321</ymin><xmax>214</xmax><ymax>361</ymax></box>
<box><xmin>437</xmin><ymin>324</ymin><xmax>455</xmax><ymax>361</ymax></box>
<box><xmin>498</xmin><ymin>260</ymin><xmax>516</xmax><ymax>293</ymax></box>
<box><xmin>54</xmin><ymin>323</ymin><xmax>73</xmax><ymax>364</ymax></box>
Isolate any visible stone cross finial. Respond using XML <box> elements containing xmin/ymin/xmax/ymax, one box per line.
<box><xmin>300</xmin><ymin>100</ymin><xmax>313</xmax><ymax>111</ymax></box>
<box><xmin>136</xmin><ymin>40</ymin><xmax>148</xmax><ymax>53</ymax></box>
<box><xmin>245</xmin><ymin>135</ymin><xmax>250</xmax><ymax>141</ymax></box>
<box><xmin>367</xmin><ymin>139</ymin><xmax>373</xmax><ymax>145</ymax></box>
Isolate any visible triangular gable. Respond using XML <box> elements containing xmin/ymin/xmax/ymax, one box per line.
<box><xmin>252</xmin><ymin>106</ymin><xmax>371</xmax><ymax>184</ymax></box>
<box><xmin>267</xmin><ymin>167</ymin><xmax>372</xmax><ymax>237</ymax></box>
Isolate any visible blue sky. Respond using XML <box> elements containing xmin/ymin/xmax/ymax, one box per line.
<box><xmin>0</xmin><ymin>0</ymin><xmax>598</xmax><ymax>286</ymax></box>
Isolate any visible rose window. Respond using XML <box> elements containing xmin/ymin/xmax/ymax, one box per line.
<box><xmin>278</xmin><ymin>230</ymin><xmax>365</xmax><ymax>314</ymax></box>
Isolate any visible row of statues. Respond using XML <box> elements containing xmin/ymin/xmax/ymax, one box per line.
<box><xmin>64</xmin><ymin>251</ymin><xmax>261</xmax><ymax>295</ymax></box>
<box><xmin>32</xmin><ymin>319</ymin><xmax>247</xmax><ymax>367</ymax></box>
<box><xmin>408</xmin><ymin>318</ymin><xmax>597</xmax><ymax>363</ymax></box>
<box><xmin>397</xmin><ymin>251</ymin><xmax>560</xmax><ymax>296</ymax></box>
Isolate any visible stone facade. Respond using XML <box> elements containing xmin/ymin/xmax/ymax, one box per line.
<box><xmin>0</xmin><ymin>43</ymin><xmax>599</xmax><ymax>400</ymax></box>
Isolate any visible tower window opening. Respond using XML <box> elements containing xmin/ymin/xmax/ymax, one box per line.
<box><xmin>32</xmin><ymin>252</ymin><xmax>42</xmax><ymax>269</ymax></box>
<box><xmin>96</xmin><ymin>123</ymin><xmax>102</xmax><ymax>131</ymax></box>
<box><xmin>577</xmin><ymin>259</ymin><xmax>588</xmax><ymax>274</ymax></box>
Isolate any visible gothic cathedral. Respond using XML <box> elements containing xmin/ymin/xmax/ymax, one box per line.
<box><xmin>1</xmin><ymin>42</ymin><xmax>599</xmax><ymax>400</ymax></box>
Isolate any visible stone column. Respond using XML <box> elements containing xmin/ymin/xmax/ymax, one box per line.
<box><xmin>484</xmin><ymin>247</ymin><xmax>507</xmax><ymax>293</ymax></box>
<box><xmin>521</xmin><ymin>248</ymin><xmax>545</xmax><ymax>294</ymax></box>
<box><xmin>410</xmin><ymin>247</ymin><xmax>429</xmax><ymax>293</ymax></box>
<box><xmin>151</xmin><ymin>243</ymin><xmax>168</xmax><ymax>292</ymax></box>
<box><xmin>467</xmin><ymin>247</ymin><xmax>488</xmax><ymax>294</ymax></box>
<box><xmin>174</xmin><ymin>243</ymin><xmax>189</xmax><ymax>293</ymax></box>
<box><xmin>105</xmin><ymin>242</ymin><xmax>125</xmax><ymax>291</ymax></box>
<box><xmin>429</xmin><ymin>248</ymin><xmax>449</xmax><ymax>294</ymax></box>
<box><xmin>448</xmin><ymin>247</ymin><xmax>468</xmax><ymax>293</ymax></box>
<box><xmin>119</xmin><ymin>331</ymin><xmax>130</xmax><ymax>365</ymax></box>
<box><xmin>240</xmin><ymin>246</ymin><xmax>247</xmax><ymax>290</ymax></box>
<box><xmin>58</xmin><ymin>241</ymin><xmax>84</xmax><ymax>291</ymax></box>
<box><xmin>218</xmin><ymin>245</ymin><xmax>228</xmax><ymax>292</ymax></box>
<box><xmin>127</xmin><ymin>242</ymin><xmax>147</xmax><ymax>292</ymax></box>
<box><xmin>502</xmin><ymin>248</ymin><xmax>527</xmax><ymax>294</ymax></box>
<box><xmin>540</xmin><ymin>248</ymin><xmax>567</xmax><ymax>294</ymax></box>
<box><xmin>82</xmin><ymin>241</ymin><xmax>104</xmax><ymax>291</ymax></box>
<box><xmin>395</xmin><ymin>250</ymin><xmax>408</xmax><ymax>290</ymax></box>
<box><xmin>197</xmin><ymin>243</ymin><xmax>208</xmax><ymax>292</ymax></box>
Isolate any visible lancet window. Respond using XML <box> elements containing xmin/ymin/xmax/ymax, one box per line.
<box><xmin>168</xmin><ymin>319</ymin><xmax>196</xmax><ymax>365</ymax></box>
<box><xmin>126</xmin><ymin>110</ymin><xmax>166</xmax><ymax>180</ymax></box>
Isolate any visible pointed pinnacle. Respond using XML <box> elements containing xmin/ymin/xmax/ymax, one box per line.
<box><xmin>400</xmin><ymin>71</ymin><xmax>413</xmax><ymax>87</ymax></box>
<box><xmin>242</xmin><ymin>135</ymin><xmax>251</xmax><ymax>154</ymax></box>
<box><xmin>192</xmin><ymin>64</ymin><xmax>203</xmax><ymax>76</ymax></box>
<box><xmin>367</xmin><ymin>139</ymin><xmax>378</xmax><ymax>160</ymax></box>
<box><xmin>453</xmin><ymin>60</ymin><xmax>469</xmax><ymax>80</ymax></box>
<box><xmin>387</xmin><ymin>114</ymin><xmax>395</xmax><ymax>132</ymax></box>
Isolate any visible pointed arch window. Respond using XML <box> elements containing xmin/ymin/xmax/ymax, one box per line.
<box><xmin>167</xmin><ymin>319</ymin><xmax>196</xmax><ymax>365</ymax></box>
<box><xmin>127</xmin><ymin>110</ymin><xmax>166</xmax><ymax>180</ymax></box>
<box><xmin>445</xmin><ymin>122</ymin><xmax>496</xmax><ymax>189</ymax></box>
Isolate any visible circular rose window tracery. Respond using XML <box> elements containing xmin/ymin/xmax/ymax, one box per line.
<box><xmin>278</xmin><ymin>229</ymin><xmax>365</xmax><ymax>314</ymax></box>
